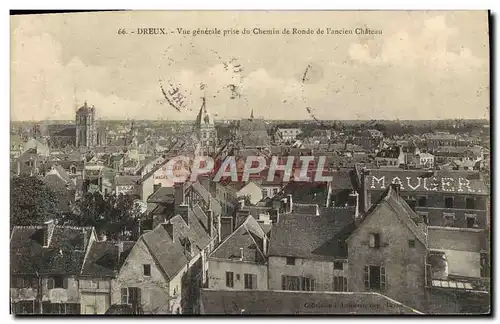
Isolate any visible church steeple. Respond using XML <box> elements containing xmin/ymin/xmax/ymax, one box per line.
<box><xmin>250</xmin><ymin>109</ymin><xmax>254</xmax><ymax>119</ymax></box>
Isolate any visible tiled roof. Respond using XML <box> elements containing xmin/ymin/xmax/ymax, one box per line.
<box><xmin>200</xmin><ymin>289</ymin><xmax>423</xmax><ymax>314</ymax></box>
<box><xmin>80</xmin><ymin>241</ymin><xmax>135</xmax><ymax>277</ymax></box>
<box><xmin>140</xmin><ymin>204</ymin><xmax>213</xmax><ymax>280</ymax></box>
<box><xmin>353</xmin><ymin>185</ymin><xmax>427</xmax><ymax>247</ymax></box>
<box><xmin>268</xmin><ymin>209</ymin><xmax>355</xmax><ymax>260</ymax></box>
<box><xmin>210</xmin><ymin>216</ymin><xmax>267</xmax><ymax>263</ymax></box>
<box><xmin>10</xmin><ymin>225</ymin><xmax>93</xmax><ymax>275</ymax></box>
<box><xmin>115</xmin><ymin>175</ymin><xmax>140</xmax><ymax>186</ymax></box>
<box><xmin>147</xmin><ymin>187</ymin><xmax>175</xmax><ymax>204</ymax></box>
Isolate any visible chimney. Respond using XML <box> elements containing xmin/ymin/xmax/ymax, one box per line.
<box><xmin>207</xmin><ymin>207</ymin><xmax>213</xmax><ymax>238</ymax></box>
<box><xmin>43</xmin><ymin>220</ymin><xmax>56</xmax><ymax>246</ymax></box>
<box><xmin>391</xmin><ymin>183</ymin><xmax>401</xmax><ymax>196</ymax></box>
<box><xmin>239</xmin><ymin>247</ymin><xmax>244</xmax><ymax>261</ymax></box>
<box><xmin>174</xmin><ymin>182</ymin><xmax>185</xmax><ymax>207</ymax></box>
<box><xmin>262</xmin><ymin>235</ymin><xmax>268</xmax><ymax>256</ymax></box>
<box><xmin>116</xmin><ymin>242</ymin><xmax>124</xmax><ymax>264</ymax></box>
<box><xmin>220</xmin><ymin>217</ymin><xmax>233</xmax><ymax>241</ymax></box>
<box><xmin>350</xmin><ymin>191</ymin><xmax>360</xmax><ymax>220</ymax></box>
<box><xmin>163</xmin><ymin>223</ymin><xmax>174</xmax><ymax>242</ymax></box>
<box><xmin>326</xmin><ymin>181</ymin><xmax>333</xmax><ymax>207</ymax></box>
<box><xmin>16</xmin><ymin>160</ymin><xmax>20</xmax><ymax>176</ymax></box>
<box><xmin>177</xmin><ymin>204</ymin><xmax>189</xmax><ymax>226</ymax></box>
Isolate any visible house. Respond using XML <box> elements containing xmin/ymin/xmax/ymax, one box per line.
<box><xmin>22</xmin><ymin>138</ymin><xmax>50</xmax><ymax>157</ymax></box>
<box><xmin>10</xmin><ymin>221</ymin><xmax>94</xmax><ymax>314</ymax></box>
<box><xmin>114</xmin><ymin>175</ymin><xmax>140</xmax><ymax>197</ymax></box>
<box><xmin>360</xmin><ymin>168</ymin><xmax>490</xmax><ymax>229</ymax></box>
<box><xmin>207</xmin><ymin>215</ymin><xmax>268</xmax><ymax>291</ymax></box>
<box><xmin>375</xmin><ymin>146</ymin><xmax>405</xmax><ymax>167</ymax></box>
<box><xmin>346</xmin><ymin>184</ymin><xmax>427</xmax><ymax>311</ymax></box>
<box><xmin>237</xmin><ymin>117</ymin><xmax>271</xmax><ymax>148</ymax></box>
<box><xmin>111</xmin><ymin>202</ymin><xmax>217</xmax><ymax>314</ymax></box>
<box><xmin>275</xmin><ymin>128</ymin><xmax>302</xmax><ymax>143</ymax></box>
<box><xmin>200</xmin><ymin>289</ymin><xmax>423</xmax><ymax>314</ymax></box>
<box><xmin>424</xmin><ymin>226</ymin><xmax>490</xmax><ymax>314</ymax></box>
<box><xmin>79</xmin><ymin>241</ymin><xmax>135</xmax><ymax>314</ymax></box>
<box><xmin>236</xmin><ymin>181</ymin><xmax>264</xmax><ymax>205</ymax></box>
<box><xmin>267</xmin><ymin>208</ymin><xmax>356</xmax><ymax>292</ymax></box>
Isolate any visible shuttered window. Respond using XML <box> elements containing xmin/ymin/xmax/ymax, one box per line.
<box><xmin>364</xmin><ymin>265</ymin><xmax>387</xmax><ymax>291</ymax></box>
<box><xmin>333</xmin><ymin>276</ymin><xmax>348</xmax><ymax>292</ymax></box>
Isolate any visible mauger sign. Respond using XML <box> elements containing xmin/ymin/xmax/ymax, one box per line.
<box><xmin>368</xmin><ymin>175</ymin><xmax>481</xmax><ymax>193</ymax></box>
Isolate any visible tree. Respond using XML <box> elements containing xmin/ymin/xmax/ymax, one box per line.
<box><xmin>72</xmin><ymin>192</ymin><xmax>139</xmax><ymax>240</ymax></box>
<box><xmin>10</xmin><ymin>176</ymin><xmax>61</xmax><ymax>227</ymax></box>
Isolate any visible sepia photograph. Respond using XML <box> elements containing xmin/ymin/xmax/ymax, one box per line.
<box><xmin>9</xmin><ymin>9</ymin><xmax>491</xmax><ymax>315</ymax></box>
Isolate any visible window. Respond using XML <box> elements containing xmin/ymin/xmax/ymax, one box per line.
<box><xmin>261</xmin><ymin>189</ymin><xmax>268</xmax><ymax>198</ymax></box>
<box><xmin>244</xmin><ymin>273</ymin><xmax>257</xmax><ymax>289</ymax></box>
<box><xmin>143</xmin><ymin>264</ymin><xmax>151</xmax><ymax>276</ymax></box>
<box><xmin>417</xmin><ymin>196</ymin><xmax>427</xmax><ymax>207</ymax></box>
<box><xmin>334</xmin><ymin>261</ymin><xmax>344</xmax><ymax>270</ymax></box>
<box><xmin>364</xmin><ymin>265</ymin><xmax>386</xmax><ymax>291</ymax></box>
<box><xmin>272</xmin><ymin>188</ymin><xmax>279</xmax><ymax>196</ymax></box>
<box><xmin>466</xmin><ymin>215</ymin><xmax>478</xmax><ymax>228</ymax></box>
<box><xmin>417</xmin><ymin>212</ymin><xmax>429</xmax><ymax>225</ymax></box>
<box><xmin>369</xmin><ymin>233</ymin><xmax>381</xmax><ymax>248</ymax></box>
<box><xmin>444</xmin><ymin>197</ymin><xmax>454</xmax><ymax>209</ymax></box>
<box><xmin>333</xmin><ymin>276</ymin><xmax>348</xmax><ymax>292</ymax></box>
<box><xmin>121</xmin><ymin>287</ymin><xmax>141</xmax><ymax>305</ymax></box>
<box><xmin>408</xmin><ymin>240</ymin><xmax>416</xmax><ymax>248</ymax></box>
<box><xmin>466</xmin><ymin>198</ymin><xmax>475</xmax><ymax>210</ymax></box>
<box><xmin>282</xmin><ymin>275</ymin><xmax>315</xmax><ymax>291</ymax></box>
<box><xmin>443</xmin><ymin>213</ymin><xmax>455</xmax><ymax>227</ymax></box>
<box><xmin>286</xmin><ymin>257</ymin><xmax>296</xmax><ymax>265</ymax></box>
<box><xmin>226</xmin><ymin>271</ymin><xmax>234</xmax><ymax>288</ymax></box>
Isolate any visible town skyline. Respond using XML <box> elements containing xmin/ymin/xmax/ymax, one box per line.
<box><xmin>11</xmin><ymin>11</ymin><xmax>489</xmax><ymax>121</ymax></box>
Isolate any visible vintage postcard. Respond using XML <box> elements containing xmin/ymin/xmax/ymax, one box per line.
<box><xmin>10</xmin><ymin>10</ymin><xmax>491</xmax><ymax>315</ymax></box>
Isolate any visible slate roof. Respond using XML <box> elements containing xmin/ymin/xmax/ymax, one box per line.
<box><xmin>200</xmin><ymin>289</ymin><xmax>423</xmax><ymax>314</ymax></box>
<box><xmin>277</xmin><ymin>182</ymin><xmax>329</xmax><ymax>205</ymax></box>
<box><xmin>115</xmin><ymin>175</ymin><xmax>140</xmax><ymax>186</ymax></box>
<box><xmin>210</xmin><ymin>216</ymin><xmax>267</xmax><ymax>263</ymax></box>
<box><xmin>238</xmin><ymin>118</ymin><xmax>271</xmax><ymax>147</ymax></box>
<box><xmin>10</xmin><ymin>225</ymin><xmax>93</xmax><ymax>275</ymax></box>
<box><xmin>53</xmin><ymin>126</ymin><xmax>76</xmax><ymax>137</ymax></box>
<box><xmin>80</xmin><ymin>241</ymin><xmax>135</xmax><ymax>277</ymax></box>
<box><xmin>268</xmin><ymin>209</ymin><xmax>355</xmax><ymax>261</ymax></box>
<box><xmin>428</xmin><ymin>226</ymin><xmax>485</xmax><ymax>252</ymax></box>
<box><xmin>139</xmin><ymin>204</ymin><xmax>213</xmax><ymax>280</ymax></box>
<box><xmin>147</xmin><ymin>187</ymin><xmax>175</xmax><ymax>204</ymax></box>
<box><xmin>376</xmin><ymin>147</ymin><xmax>401</xmax><ymax>159</ymax></box>
<box><xmin>191</xmin><ymin>181</ymin><xmax>222</xmax><ymax>215</ymax></box>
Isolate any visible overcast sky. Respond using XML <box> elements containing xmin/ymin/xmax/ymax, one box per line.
<box><xmin>11</xmin><ymin>11</ymin><xmax>489</xmax><ymax>121</ymax></box>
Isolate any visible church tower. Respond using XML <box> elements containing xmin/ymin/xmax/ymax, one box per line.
<box><xmin>194</xmin><ymin>97</ymin><xmax>217</xmax><ymax>155</ymax></box>
<box><xmin>75</xmin><ymin>101</ymin><xmax>97</xmax><ymax>147</ymax></box>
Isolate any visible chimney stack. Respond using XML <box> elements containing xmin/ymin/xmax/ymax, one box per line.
<box><xmin>163</xmin><ymin>223</ymin><xmax>174</xmax><ymax>242</ymax></box>
<box><xmin>177</xmin><ymin>204</ymin><xmax>189</xmax><ymax>226</ymax></box>
<box><xmin>239</xmin><ymin>247</ymin><xmax>244</xmax><ymax>261</ymax></box>
<box><xmin>349</xmin><ymin>191</ymin><xmax>360</xmax><ymax>221</ymax></box>
<box><xmin>262</xmin><ymin>235</ymin><xmax>268</xmax><ymax>256</ymax></box>
<box><xmin>326</xmin><ymin>181</ymin><xmax>333</xmax><ymax>207</ymax></box>
<box><xmin>174</xmin><ymin>182</ymin><xmax>185</xmax><ymax>207</ymax></box>
<box><xmin>116</xmin><ymin>241</ymin><xmax>124</xmax><ymax>264</ymax></box>
<box><xmin>287</xmin><ymin>194</ymin><xmax>293</xmax><ymax>213</ymax></box>
<box><xmin>16</xmin><ymin>160</ymin><xmax>21</xmax><ymax>176</ymax></box>
<box><xmin>207</xmin><ymin>204</ymin><xmax>213</xmax><ymax>238</ymax></box>
<box><xmin>44</xmin><ymin>220</ymin><xmax>56</xmax><ymax>246</ymax></box>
